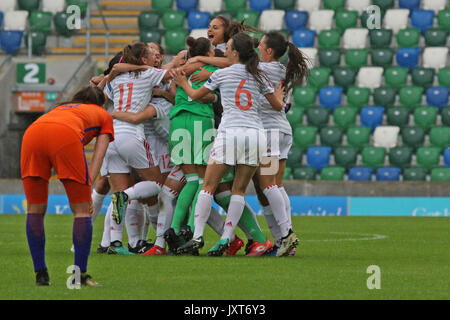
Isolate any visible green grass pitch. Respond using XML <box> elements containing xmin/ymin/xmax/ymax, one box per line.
<box><xmin>1</xmin><ymin>215</ymin><xmax>449</xmax><ymax>300</ymax></box>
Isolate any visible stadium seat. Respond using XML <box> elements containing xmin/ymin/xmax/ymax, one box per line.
<box><xmin>286</xmin><ymin>146</ymin><xmax>303</xmax><ymax>169</ymax></box>
<box><xmin>383</xmin><ymin>9</ymin><xmax>410</xmax><ymax>34</ymax></box>
<box><xmin>356</xmin><ymin>67</ymin><xmax>383</xmax><ymax>89</ymax></box>
<box><xmin>189</xmin><ymin>28</ymin><xmax>208</xmax><ymax>38</ymax></box>
<box><xmin>444</xmin><ymin>148</ymin><xmax>450</xmax><ymax>167</ymax></box>
<box><xmin>323</xmin><ymin>0</ymin><xmax>346</xmax><ymax>11</ymax></box>
<box><xmin>374</xmin><ymin>87</ymin><xmax>397</xmax><ymax>108</ymax></box>
<box><xmin>401</xmin><ymin>126</ymin><xmax>426</xmax><ymax>149</ymax></box>
<box><xmin>162</xmin><ymin>11</ymin><xmax>186</xmax><ymax>30</ymax></box>
<box><xmin>423</xmin><ymin>0</ymin><xmax>447</xmax><ymax>12</ymax></box>
<box><xmin>399</xmin><ymin>0</ymin><xmax>421</xmax><ymax>10</ymax></box>
<box><xmin>305</xmin><ymin>107</ymin><xmax>331</xmax><ymax>128</ymax></box>
<box><xmin>284</xmin><ymin>167</ymin><xmax>293</xmax><ymax>180</ymax></box>
<box><xmin>293</xmin><ymin>126</ymin><xmax>318</xmax><ymax>150</ymax></box>
<box><xmin>309</xmin><ymin>10</ymin><xmax>335</xmax><ymax>32</ymax></box>
<box><xmin>42</xmin><ymin>0</ymin><xmax>65</xmax><ymax>14</ymax></box>
<box><xmin>348</xmin><ymin>167</ymin><xmax>373</xmax><ymax>181</ymax></box>
<box><xmin>293</xmin><ymin>167</ymin><xmax>317</xmax><ymax>180</ymax></box>
<box><xmin>307</xmin><ymin>146</ymin><xmax>332</xmax><ymax>172</ymax></box>
<box><xmin>18</xmin><ymin>0</ymin><xmax>40</xmax><ymax>12</ymax></box>
<box><xmin>54</xmin><ymin>12</ymin><xmax>77</xmax><ymax>37</ymax></box>
<box><xmin>0</xmin><ymin>12</ymin><xmax>3</xmax><ymax>29</ymax></box>
<box><xmin>300</xmin><ymin>48</ymin><xmax>318</xmax><ymax>68</ymax></box>
<box><xmin>308</xmin><ymin>67</ymin><xmax>331</xmax><ymax>89</ymax></box>
<box><xmin>320</xmin><ymin>166</ymin><xmax>346</xmax><ymax>181</ymax></box>
<box><xmin>396</xmin><ymin>28</ymin><xmax>421</xmax><ymax>48</ymax></box>
<box><xmin>286</xmin><ymin>106</ymin><xmax>304</xmax><ymax>128</ymax></box>
<box><xmin>424</xmin><ymin>29</ymin><xmax>448</xmax><ymax>47</ymax></box>
<box><xmin>140</xmin><ymin>30</ymin><xmax>163</xmax><ymax>44</ymax></box>
<box><xmin>360</xmin><ymin>106</ymin><xmax>385</xmax><ymax>131</ymax></box>
<box><xmin>373</xmin><ymin>126</ymin><xmax>400</xmax><ymax>150</ymax></box>
<box><xmin>333</xmin><ymin>106</ymin><xmax>358</xmax><ymax>130</ymax></box>
<box><xmin>335</xmin><ymin>10</ymin><xmax>358</xmax><ymax>34</ymax></box>
<box><xmin>224</xmin><ymin>0</ymin><xmax>245</xmax><ymax>14</ymax></box>
<box><xmin>371</xmin><ymin>48</ymin><xmax>395</xmax><ymax>68</ymax></box>
<box><xmin>426</xmin><ymin>87</ymin><xmax>449</xmax><ymax>110</ymax></box>
<box><xmin>275</xmin><ymin>0</ymin><xmax>296</xmax><ymax>10</ymax></box>
<box><xmin>164</xmin><ymin>29</ymin><xmax>188</xmax><ymax>54</ymax></box>
<box><xmin>250</xmin><ymin>0</ymin><xmax>271</xmax><ymax>12</ymax></box>
<box><xmin>138</xmin><ymin>12</ymin><xmax>160</xmax><ymax>31</ymax></box>
<box><xmin>441</xmin><ymin>107</ymin><xmax>450</xmax><ymax>126</ymax></box>
<box><xmin>376</xmin><ymin>167</ymin><xmax>401</xmax><ymax>181</ymax></box>
<box><xmin>29</xmin><ymin>11</ymin><xmax>52</xmax><ymax>33</ymax></box>
<box><xmin>319</xmin><ymin>126</ymin><xmax>344</xmax><ymax>149</ymax></box>
<box><xmin>437</xmin><ymin>9</ymin><xmax>450</xmax><ymax>31</ymax></box>
<box><xmin>0</xmin><ymin>30</ymin><xmax>23</xmax><ymax>54</ymax></box>
<box><xmin>396</xmin><ymin>48</ymin><xmax>421</xmax><ymax>71</ymax></box>
<box><xmin>411</xmin><ymin>68</ymin><xmax>436</xmax><ymax>88</ymax></box>
<box><xmin>347</xmin><ymin>87</ymin><xmax>370</xmax><ymax>109</ymax></box>
<box><xmin>296</xmin><ymin>0</ymin><xmax>320</xmax><ymax>13</ymax></box>
<box><xmin>369</xmin><ymin>29</ymin><xmax>393</xmax><ymax>48</ymax></box>
<box><xmin>292</xmin><ymin>29</ymin><xmax>316</xmax><ymax>48</ymax></box>
<box><xmin>399</xmin><ymin>86</ymin><xmax>424</xmax><ymax>108</ymax></box>
<box><xmin>318</xmin><ymin>49</ymin><xmax>341</xmax><ymax>69</ymax></box>
<box><xmin>416</xmin><ymin>147</ymin><xmax>441</xmax><ymax>170</ymax></box>
<box><xmin>430</xmin><ymin>168</ymin><xmax>450</xmax><ymax>181</ymax></box>
<box><xmin>318</xmin><ymin>29</ymin><xmax>340</xmax><ymax>49</ymax></box>
<box><xmin>4</xmin><ymin>10</ymin><xmax>28</xmax><ymax>31</ymax></box>
<box><xmin>438</xmin><ymin>67</ymin><xmax>450</xmax><ymax>87</ymax></box>
<box><xmin>384</xmin><ymin>67</ymin><xmax>409</xmax><ymax>89</ymax></box>
<box><xmin>345</xmin><ymin>49</ymin><xmax>369</xmax><ymax>68</ymax></box>
<box><xmin>347</xmin><ymin>0</ymin><xmax>371</xmax><ymax>14</ymax></box>
<box><xmin>198</xmin><ymin>0</ymin><xmax>222</xmax><ymax>14</ymax></box>
<box><xmin>342</xmin><ymin>28</ymin><xmax>369</xmax><ymax>49</ymax></box>
<box><xmin>259</xmin><ymin>10</ymin><xmax>285</xmax><ymax>32</ymax></box>
<box><xmin>388</xmin><ymin>146</ymin><xmax>413</xmax><ymax>168</ymax></box>
<box><xmin>319</xmin><ymin>87</ymin><xmax>343</xmax><ymax>111</ymax></box>
<box><xmin>386</xmin><ymin>107</ymin><xmax>410</xmax><ymax>128</ymax></box>
<box><xmin>373</xmin><ymin>0</ymin><xmax>395</xmax><ymax>12</ymax></box>
<box><xmin>24</xmin><ymin>30</ymin><xmax>47</xmax><ymax>55</ymax></box>
<box><xmin>334</xmin><ymin>146</ymin><xmax>358</xmax><ymax>168</ymax></box>
<box><xmin>362</xmin><ymin>146</ymin><xmax>387</xmax><ymax>168</ymax></box>
<box><xmin>413</xmin><ymin>106</ymin><xmax>438</xmax><ymax>132</ymax></box>
<box><xmin>177</xmin><ymin>0</ymin><xmax>198</xmax><ymax>13</ymax></box>
<box><xmin>293</xmin><ymin>86</ymin><xmax>317</xmax><ymax>108</ymax></box>
<box><xmin>285</xmin><ymin>10</ymin><xmax>308</xmax><ymax>31</ymax></box>
<box><xmin>66</xmin><ymin>0</ymin><xmax>88</xmax><ymax>18</ymax></box>
<box><xmin>423</xmin><ymin>47</ymin><xmax>449</xmax><ymax>71</ymax></box>
<box><xmin>403</xmin><ymin>167</ymin><xmax>428</xmax><ymax>180</ymax></box>
<box><xmin>236</xmin><ymin>10</ymin><xmax>260</xmax><ymax>28</ymax></box>
<box><xmin>411</xmin><ymin>9</ymin><xmax>435</xmax><ymax>34</ymax></box>
<box><xmin>0</xmin><ymin>0</ymin><xmax>16</xmax><ymax>13</ymax></box>
<box><xmin>187</xmin><ymin>11</ymin><xmax>210</xmax><ymax>30</ymax></box>
<box><xmin>347</xmin><ymin>126</ymin><xmax>371</xmax><ymax>150</ymax></box>
<box><xmin>429</xmin><ymin>127</ymin><xmax>450</xmax><ymax>150</ymax></box>
<box><xmin>152</xmin><ymin>0</ymin><xmax>174</xmax><ymax>14</ymax></box>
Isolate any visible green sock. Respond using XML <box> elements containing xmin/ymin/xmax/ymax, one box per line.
<box><xmin>170</xmin><ymin>173</ymin><xmax>198</xmax><ymax>235</ymax></box>
<box><xmin>187</xmin><ymin>178</ymin><xmax>203</xmax><ymax>232</ymax></box>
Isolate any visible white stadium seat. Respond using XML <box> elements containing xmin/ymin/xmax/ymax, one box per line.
<box><xmin>423</xmin><ymin>0</ymin><xmax>447</xmax><ymax>12</ymax></box>
<box><xmin>189</xmin><ymin>28</ymin><xmax>208</xmax><ymax>39</ymax></box>
<box><xmin>423</xmin><ymin>47</ymin><xmax>449</xmax><ymax>71</ymax></box>
<box><xmin>357</xmin><ymin>67</ymin><xmax>384</xmax><ymax>89</ymax></box>
<box><xmin>42</xmin><ymin>0</ymin><xmax>66</xmax><ymax>14</ymax></box>
<box><xmin>299</xmin><ymin>47</ymin><xmax>317</xmax><ymax>69</ymax></box>
<box><xmin>259</xmin><ymin>10</ymin><xmax>285</xmax><ymax>32</ymax></box>
<box><xmin>346</xmin><ymin>0</ymin><xmax>371</xmax><ymax>14</ymax></box>
<box><xmin>383</xmin><ymin>9</ymin><xmax>410</xmax><ymax>35</ymax></box>
<box><xmin>373</xmin><ymin>126</ymin><xmax>400</xmax><ymax>150</ymax></box>
<box><xmin>0</xmin><ymin>0</ymin><xmax>16</xmax><ymax>13</ymax></box>
<box><xmin>309</xmin><ymin>10</ymin><xmax>335</xmax><ymax>32</ymax></box>
<box><xmin>4</xmin><ymin>10</ymin><xmax>29</xmax><ymax>31</ymax></box>
<box><xmin>198</xmin><ymin>0</ymin><xmax>223</xmax><ymax>14</ymax></box>
<box><xmin>342</xmin><ymin>28</ymin><xmax>369</xmax><ymax>49</ymax></box>
<box><xmin>296</xmin><ymin>0</ymin><xmax>321</xmax><ymax>13</ymax></box>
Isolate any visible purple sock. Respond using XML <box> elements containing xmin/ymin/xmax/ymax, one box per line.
<box><xmin>73</xmin><ymin>217</ymin><xmax>93</xmax><ymax>273</ymax></box>
<box><xmin>26</xmin><ymin>214</ymin><xmax>47</xmax><ymax>272</ymax></box>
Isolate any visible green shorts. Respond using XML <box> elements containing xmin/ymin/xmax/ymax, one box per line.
<box><xmin>169</xmin><ymin>111</ymin><xmax>215</xmax><ymax>166</ymax></box>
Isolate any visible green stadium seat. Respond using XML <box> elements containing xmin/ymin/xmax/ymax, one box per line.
<box><xmin>369</xmin><ymin>29</ymin><xmax>393</xmax><ymax>48</ymax></box>
<box><xmin>401</xmin><ymin>126</ymin><xmax>425</xmax><ymax>150</ymax></box>
<box><xmin>332</xmin><ymin>67</ymin><xmax>357</xmax><ymax>90</ymax></box>
<box><xmin>335</xmin><ymin>10</ymin><xmax>358</xmax><ymax>34</ymax></box>
<box><xmin>319</xmin><ymin>126</ymin><xmax>344</xmax><ymax>149</ymax></box>
<box><xmin>293</xmin><ymin>126</ymin><xmax>318</xmax><ymax>150</ymax></box>
<box><xmin>305</xmin><ymin>107</ymin><xmax>330</xmax><ymax>128</ymax></box>
<box><xmin>293</xmin><ymin>87</ymin><xmax>317</xmax><ymax>108</ymax></box>
<box><xmin>430</xmin><ymin>168</ymin><xmax>450</xmax><ymax>182</ymax></box>
<box><xmin>424</xmin><ymin>29</ymin><xmax>448</xmax><ymax>47</ymax></box>
<box><xmin>319</xmin><ymin>49</ymin><xmax>341</xmax><ymax>69</ymax></box>
<box><xmin>429</xmin><ymin>127</ymin><xmax>450</xmax><ymax>150</ymax></box>
<box><xmin>308</xmin><ymin>67</ymin><xmax>332</xmax><ymax>89</ymax></box>
<box><xmin>323</xmin><ymin>0</ymin><xmax>346</xmax><ymax>11</ymax></box>
<box><xmin>320</xmin><ymin>166</ymin><xmax>346</xmax><ymax>180</ymax></box>
<box><xmin>438</xmin><ymin>67</ymin><xmax>450</xmax><ymax>87</ymax></box>
<box><xmin>140</xmin><ymin>29</ymin><xmax>163</xmax><ymax>44</ymax></box>
<box><xmin>67</xmin><ymin>0</ymin><xmax>88</xmax><ymax>18</ymax></box>
<box><xmin>345</xmin><ymin>49</ymin><xmax>369</xmax><ymax>68</ymax></box>
<box><xmin>333</xmin><ymin>106</ymin><xmax>357</xmax><ymax>130</ymax></box>
<box><xmin>334</xmin><ymin>146</ymin><xmax>358</xmax><ymax>168</ymax></box>
<box><xmin>403</xmin><ymin>167</ymin><xmax>427</xmax><ymax>181</ymax></box>
<box><xmin>386</xmin><ymin>107</ymin><xmax>410</xmax><ymax>128</ymax></box>
<box><xmin>373</xmin><ymin>87</ymin><xmax>397</xmax><ymax>107</ymax></box>
<box><xmin>24</xmin><ymin>31</ymin><xmax>46</xmax><ymax>55</ymax></box>
<box><xmin>283</xmin><ymin>167</ymin><xmax>293</xmax><ymax>180</ymax></box>
<box><xmin>413</xmin><ymin>107</ymin><xmax>438</xmax><ymax>132</ymax></box>
<box><xmin>384</xmin><ymin>67</ymin><xmax>409</xmax><ymax>89</ymax></box>
<box><xmin>275</xmin><ymin>29</ymin><xmax>291</xmax><ymax>40</ymax></box>
<box><xmin>318</xmin><ymin>29</ymin><xmax>341</xmax><ymax>49</ymax></box>
<box><xmin>53</xmin><ymin>12</ymin><xmax>77</xmax><ymax>37</ymax></box>
<box><xmin>152</xmin><ymin>0</ymin><xmax>174</xmax><ymax>14</ymax></box>
<box><xmin>360</xmin><ymin>11</ymin><xmax>370</xmax><ymax>29</ymax></box>
<box><xmin>399</xmin><ymin>86</ymin><xmax>424</xmax><ymax>108</ymax></box>
<box><xmin>162</xmin><ymin>11</ymin><xmax>186</xmax><ymax>30</ymax></box>
<box><xmin>371</xmin><ymin>48</ymin><xmax>394</xmax><ymax>68</ymax></box>
<box><xmin>411</xmin><ymin>68</ymin><xmax>435</xmax><ymax>88</ymax></box>
<box><xmin>18</xmin><ymin>0</ymin><xmax>40</xmax><ymax>12</ymax></box>
<box><xmin>346</xmin><ymin>87</ymin><xmax>370</xmax><ymax>109</ymax></box>
<box><xmin>437</xmin><ymin>9</ymin><xmax>450</xmax><ymax>31</ymax></box>
<box><xmin>225</xmin><ymin>0</ymin><xmax>247</xmax><ymax>14</ymax></box>
<box><xmin>293</xmin><ymin>167</ymin><xmax>317</xmax><ymax>180</ymax></box>
<box><xmin>274</xmin><ymin>0</ymin><xmax>296</xmax><ymax>10</ymax></box>
<box><xmin>164</xmin><ymin>29</ymin><xmax>188</xmax><ymax>54</ymax></box>
<box><xmin>138</xmin><ymin>12</ymin><xmax>160</xmax><ymax>31</ymax></box>
<box><xmin>286</xmin><ymin>146</ymin><xmax>303</xmax><ymax>169</ymax></box>
<box><xmin>29</xmin><ymin>11</ymin><xmax>52</xmax><ymax>33</ymax></box>
<box><xmin>347</xmin><ymin>126</ymin><xmax>371</xmax><ymax>150</ymax></box>
<box><xmin>286</xmin><ymin>106</ymin><xmax>304</xmax><ymax>128</ymax></box>
<box><xmin>396</xmin><ymin>28</ymin><xmax>421</xmax><ymax>48</ymax></box>
<box><xmin>372</xmin><ymin>0</ymin><xmax>395</xmax><ymax>13</ymax></box>
<box><xmin>416</xmin><ymin>147</ymin><xmax>441</xmax><ymax>171</ymax></box>
<box><xmin>388</xmin><ymin>146</ymin><xmax>412</xmax><ymax>168</ymax></box>
<box><xmin>441</xmin><ymin>107</ymin><xmax>450</xmax><ymax>126</ymax></box>
<box><xmin>362</xmin><ymin>146</ymin><xmax>387</xmax><ymax>169</ymax></box>
<box><xmin>236</xmin><ymin>10</ymin><xmax>260</xmax><ymax>28</ymax></box>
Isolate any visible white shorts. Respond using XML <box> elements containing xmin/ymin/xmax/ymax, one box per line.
<box><xmin>209</xmin><ymin>128</ymin><xmax>267</xmax><ymax>167</ymax></box>
<box><xmin>102</xmin><ymin>134</ymin><xmax>157</xmax><ymax>175</ymax></box>
<box><xmin>263</xmin><ymin>130</ymin><xmax>293</xmax><ymax>160</ymax></box>
<box><xmin>146</xmin><ymin>133</ymin><xmax>172</xmax><ymax>174</ymax></box>
<box><xmin>166</xmin><ymin>165</ymin><xmax>185</xmax><ymax>182</ymax></box>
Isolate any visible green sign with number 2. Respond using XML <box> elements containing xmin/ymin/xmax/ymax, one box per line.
<box><xmin>17</xmin><ymin>63</ymin><xmax>46</xmax><ymax>84</ymax></box>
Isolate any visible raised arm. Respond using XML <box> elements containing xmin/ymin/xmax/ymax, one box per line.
<box><xmin>187</xmin><ymin>56</ymin><xmax>232</xmax><ymax>69</ymax></box>
<box><xmin>112</xmin><ymin>105</ymin><xmax>158</xmax><ymax>124</ymax></box>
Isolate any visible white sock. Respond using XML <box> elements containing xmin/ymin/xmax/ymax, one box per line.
<box><xmin>279</xmin><ymin>186</ymin><xmax>292</xmax><ymax>229</ymax></box>
<box><xmin>207</xmin><ymin>206</ymin><xmax>225</xmax><ymax>236</ymax></box>
<box><xmin>263</xmin><ymin>205</ymin><xmax>282</xmax><ymax>247</ymax></box>
<box><xmin>144</xmin><ymin>203</ymin><xmax>159</xmax><ymax>232</ymax></box>
<box><xmin>125</xmin><ymin>200</ymin><xmax>141</xmax><ymax>248</ymax></box>
<box><xmin>124</xmin><ymin>181</ymin><xmax>161</xmax><ymax>200</ymax></box>
<box><xmin>100</xmin><ymin>202</ymin><xmax>113</xmax><ymax>247</ymax></box>
<box><xmin>156</xmin><ymin>186</ymin><xmax>179</xmax><ymax>248</ymax></box>
<box><xmin>92</xmin><ymin>189</ymin><xmax>106</xmax><ymax>223</ymax></box>
<box><xmin>193</xmin><ymin>190</ymin><xmax>213</xmax><ymax>239</ymax></box>
<box><xmin>263</xmin><ymin>185</ymin><xmax>290</xmax><ymax>238</ymax></box>
<box><xmin>221</xmin><ymin>195</ymin><xmax>245</xmax><ymax>241</ymax></box>
<box><xmin>133</xmin><ymin>202</ymin><xmax>146</xmax><ymax>240</ymax></box>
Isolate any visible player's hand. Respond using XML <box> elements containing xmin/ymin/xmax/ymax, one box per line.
<box><xmin>152</xmin><ymin>88</ymin><xmax>165</xmax><ymax>98</ymax></box>
<box><xmin>172</xmin><ymin>50</ymin><xmax>188</xmax><ymax>66</ymax></box>
<box><xmin>90</xmin><ymin>75</ymin><xmax>104</xmax><ymax>86</ymax></box>
<box><xmin>190</xmin><ymin>68</ymin><xmax>212</xmax><ymax>85</ymax></box>
<box><xmin>187</xmin><ymin>57</ymin><xmax>199</xmax><ymax>64</ymax></box>
<box><xmin>274</xmin><ymin>83</ymin><xmax>285</xmax><ymax>103</ymax></box>
<box><xmin>111</xmin><ymin>110</ymin><xmax>119</xmax><ymax>119</ymax></box>
<box><xmin>170</xmin><ymin>68</ymin><xmax>187</xmax><ymax>86</ymax></box>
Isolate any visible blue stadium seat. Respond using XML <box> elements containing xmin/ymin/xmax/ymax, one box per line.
<box><xmin>396</xmin><ymin>48</ymin><xmax>421</xmax><ymax>71</ymax></box>
<box><xmin>292</xmin><ymin>29</ymin><xmax>316</xmax><ymax>47</ymax></box>
<box><xmin>319</xmin><ymin>86</ymin><xmax>343</xmax><ymax>112</ymax></box>
<box><xmin>306</xmin><ymin>146</ymin><xmax>332</xmax><ymax>172</ymax></box>
<box><xmin>250</xmin><ymin>0</ymin><xmax>272</xmax><ymax>13</ymax></box>
<box><xmin>411</xmin><ymin>9</ymin><xmax>435</xmax><ymax>34</ymax></box>
<box><xmin>0</xmin><ymin>12</ymin><xmax>3</xmax><ymax>29</ymax></box>
<box><xmin>376</xmin><ymin>167</ymin><xmax>402</xmax><ymax>181</ymax></box>
<box><xmin>360</xmin><ymin>106</ymin><xmax>385</xmax><ymax>131</ymax></box>
<box><xmin>0</xmin><ymin>30</ymin><xmax>23</xmax><ymax>55</ymax></box>
<box><xmin>426</xmin><ymin>87</ymin><xmax>449</xmax><ymax>109</ymax></box>
<box><xmin>399</xmin><ymin>0</ymin><xmax>421</xmax><ymax>10</ymax></box>
<box><xmin>444</xmin><ymin>148</ymin><xmax>450</xmax><ymax>168</ymax></box>
<box><xmin>187</xmin><ymin>11</ymin><xmax>211</xmax><ymax>30</ymax></box>
<box><xmin>348</xmin><ymin>167</ymin><xmax>373</xmax><ymax>181</ymax></box>
<box><xmin>285</xmin><ymin>10</ymin><xmax>309</xmax><ymax>31</ymax></box>
<box><xmin>177</xmin><ymin>0</ymin><xmax>198</xmax><ymax>13</ymax></box>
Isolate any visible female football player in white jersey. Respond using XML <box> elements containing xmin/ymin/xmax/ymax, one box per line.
<box><xmin>171</xmin><ymin>32</ymin><xmax>286</xmax><ymax>256</ymax></box>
